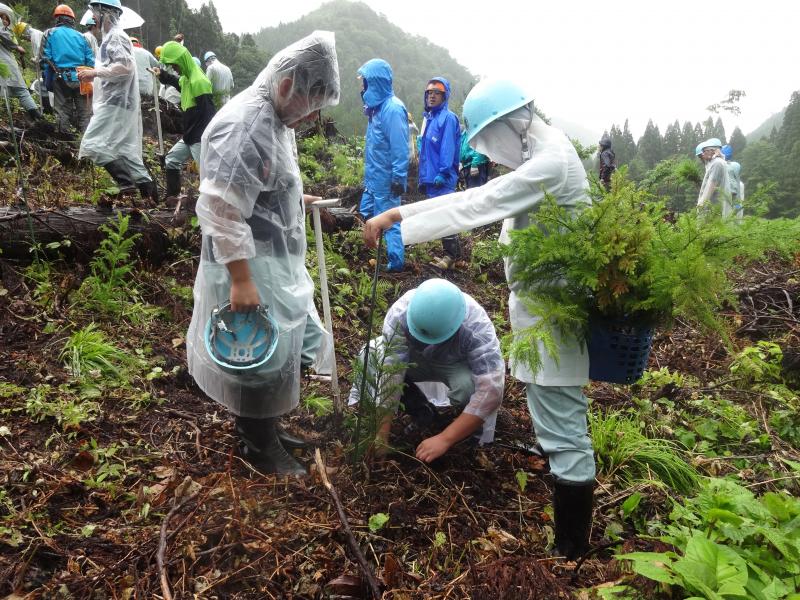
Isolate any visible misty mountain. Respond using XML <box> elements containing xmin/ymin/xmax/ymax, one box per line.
<box><xmin>747</xmin><ymin>109</ymin><xmax>785</xmax><ymax>143</ymax></box>
<box><xmin>253</xmin><ymin>0</ymin><xmax>476</xmax><ymax>136</ymax></box>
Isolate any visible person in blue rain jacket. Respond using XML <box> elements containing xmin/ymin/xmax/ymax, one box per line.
<box><xmin>358</xmin><ymin>58</ymin><xmax>409</xmax><ymax>272</ymax></box>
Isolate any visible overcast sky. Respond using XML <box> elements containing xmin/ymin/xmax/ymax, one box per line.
<box><xmin>186</xmin><ymin>0</ymin><xmax>798</xmax><ymax>140</ymax></box>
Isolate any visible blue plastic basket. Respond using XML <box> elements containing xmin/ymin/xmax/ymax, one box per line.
<box><xmin>588</xmin><ymin>317</ymin><xmax>653</xmax><ymax>384</ymax></box>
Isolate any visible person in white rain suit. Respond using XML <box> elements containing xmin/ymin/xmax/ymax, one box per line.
<box><xmin>77</xmin><ymin>0</ymin><xmax>157</xmax><ymax>203</ymax></box>
<box><xmin>0</xmin><ymin>4</ymin><xmax>42</xmax><ymax>120</ymax></box>
<box><xmin>204</xmin><ymin>51</ymin><xmax>233</xmax><ymax>106</ymax></box>
<box><xmin>695</xmin><ymin>137</ymin><xmax>732</xmax><ymax>217</ymax></box>
<box><xmin>186</xmin><ymin>31</ymin><xmax>340</xmax><ymax>476</ymax></box>
<box><xmin>353</xmin><ymin>279</ymin><xmax>505</xmax><ymax>463</ymax></box>
<box><xmin>364</xmin><ymin>79</ymin><xmax>595</xmax><ymax>560</ymax></box>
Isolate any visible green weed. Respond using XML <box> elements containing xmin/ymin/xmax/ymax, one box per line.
<box><xmin>60</xmin><ymin>323</ymin><xmax>132</xmax><ymax>379</ymax></box>
<box><xmin>617</xmin><ymin>477</ymin><xmax>800</xmax><ymax>599</ymax></box>
<box><xmin>591</xmin><ymin>409</ymin><xmax>699</xmax><ymax>493</ymax></box>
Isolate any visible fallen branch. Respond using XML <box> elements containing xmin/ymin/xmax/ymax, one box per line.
<box><xmin>733</xmin><ymin>270</ymin><xmax>800</xmax><ymax>295</ymax></box>
<box><xmin>313</xmin><ymin>448</ymin><xmax>382</xmax><ymax>600</ymax></box>
<box><xmin>157</xmin><ymin>477</ymin><xmax>199</xmax><ymax>600</ymax></box>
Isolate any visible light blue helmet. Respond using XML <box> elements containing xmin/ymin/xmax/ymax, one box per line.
<box><xmin>406</xmin><ymin>279</ymin><xmax>467</xmax><ymax>345</ymax></box>
<box><xmin>721</xmin><ymin>144</ymin><xmax>733</xmax><ymax>160</ymax></box>
<box><xmin>204</xmin><ymin>303</ymin><xmax>280</xmax><ymax>373</ymax></box>
<box><xmin>203</xmin><ymin>51</ymin><xmax>216</xmax><ymax>62</ymax></box>
<box><xmin>695</xmin><ymin>137</ymin><xmax>723</xmax><ymax>156</ymax></box>
<box><xmin>88</xmin><ymin>0</ymin><xmax>122</xmax><ymax>10</ymax></box>
<box><xmin>462</xmin><ymin>78</ymin><xmax>535</xmax><ymax>142</ymax></box>
<box><xmin>192</xmin><ymin>56</ymin><xmax>201</xmax><ymax>67</ymax></box>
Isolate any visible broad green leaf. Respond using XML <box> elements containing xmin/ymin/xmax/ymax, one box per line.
<box><xmin>616</xmin><ymin>552</ymin><xmax>677</xmax><ymax>584</ymax></box>
<box><xmin>706</xmin><ymin>508</ymin><xmax>744</xmax><ymax>527</ymax></box>
<box><xmin>515</xmin><ymin>470</ymin><xmax>528</xmax><ymax>492</ymax></box>
<box><xmin>367</xmin><ymin>512</ymin><xmax>389</xmax><ymax>533</ymax></box>
<box><xmin>622</xmin><ymin>492</ymin><xmax>642</xmax><ymax>518</ymax></box>
<box><xmin>672</xmin><ymin>535</ymin><xmax>748</xmax><ymax>597</ymax></box>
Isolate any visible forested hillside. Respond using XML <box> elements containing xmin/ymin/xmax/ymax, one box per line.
<box><xmin>15</xmin><ymin>0</ymin><xmax>268</xmax><ymax>92</ymax></box>
<box><xmin>602</xmin><ymin>92</ymin><xmax>800</xmax><ymax>218</ymax></box>
<box><xmin>253</xmin><ymin>0</ymin><xmax>476</xmax><ymax>136</ymax></box>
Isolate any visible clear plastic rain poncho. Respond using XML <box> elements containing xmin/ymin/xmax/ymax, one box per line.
<box><xmin>0</xmin><ymin>4</ymin><xmax>26</xmax><ymax>89</ymax></box>
<box><xmin>348</xmin><ymin>289</ymin><xmax>505</xmax><ymax>442</ymax></box>
<box><xmin>398</xmin><ymin>107</ymin><xmax>591</xmax><ymax>386</ymax></box>
<box><xmin>698</xmin><ymin>155</ymin><xmax>733</xmax><ymax>217</ymax></box>
<box><xmin>186</xmin><ymin>31</ymin><xmax>340</xmax><ymax>419</ymax></box>
<box><xmin>78</xmin><ymin>7</ymin><xmax>142</xmax><ymax>166</ymax></box>
<box><xmin>206</xmin><ymin>57</ymin><xmax>233</xmax><ymax>95</ymax></box>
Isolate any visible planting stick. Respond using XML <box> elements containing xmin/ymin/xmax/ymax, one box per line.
<box><xmin>311</xmin><ymin>198</ymin><xmax>342</xmax><ymax>413</ymax></box>
<box><xmin>151</xmin><ymin>71</ymin><xmax>164</xmax><ymax>157</ymax></box>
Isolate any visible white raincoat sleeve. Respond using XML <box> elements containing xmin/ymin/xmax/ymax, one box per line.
<box><xmin>399</xmin><ymin>150</ymin><xmax>565</xmax><ymax>244</ymax></box>
<box><xmin>459</xmin><ymin>298</ymin><xmax>505</xmax><ymax>420</ymax></box>
<box><xmin>195</xmin><ymin>190</ymin><xmax>256</xmax><ymax>264</ymax></box>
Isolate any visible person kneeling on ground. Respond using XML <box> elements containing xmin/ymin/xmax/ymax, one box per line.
<box><xmin>352</xmin><ymin>278</ymin><xmax>505</xmax><ymax>463</ymax></box>
<box><xmin>152</xmin><ymin>41</ymin><xmax>216</xmax><ymax>204</ymax></box>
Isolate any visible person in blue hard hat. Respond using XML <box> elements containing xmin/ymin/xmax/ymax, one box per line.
<box><xmin>78</xmin><ymin>0</ymin><xmax>157</xmax><ymax>203</ymax></box>
<box><xmin>204</xmin><ymin>50</ymin><xmax>234</xmax><ymax>106</ymax></box>
<box><xmin>363</xmin><ymin>78</ymin><xmax>595</xmax><ymax>560</ymax></box>
<box><xmin>350</xmin><ymin>278</ymin><xmax>505</xmax><ymax>462</ymax></box>
<box><xmin>185</xmin><ymin>31</ymin><xmax>340</xmax><ymax>476</ymax></box>
<box><xmin>418</xmin><ymin>77</ymin><xmax>461</xmax><ymax>270</ymax></box>
<box><xmin>357</xmin><ymin>58</ymin><xmax>409</xmax><ymax>272</ymax></box>
<box><xmin>695</xmin><ymin>138</ymin><xmax>732</xmax><ymax>217</ymax></box>
<box><xmin>721</xmin><ymin>144</ymin><xmax>744</xmax><ymax>221</ymax></box>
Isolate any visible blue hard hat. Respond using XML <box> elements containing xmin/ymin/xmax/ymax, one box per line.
<box><xmin>203</xmin><ymin>51</ymin><xmax>216</xmax><ymax>62</ymax></box>
<box><xmin>204</xmin><ymin>303</ymin><xmax>279</xmax><ymax>373</ymax></box>
<box><xmin>721</xmin><ymin>144</ymin><xmax>733</xmax><ymax>160</ymax></box>
<box><xmin>88</xmin><ymin>0</ymin><xmax>122</xmax><ymax>9</ymax></box>
<box><xmin>192</xmin><ymin>56</ymin><xmax>201</xmax><ymax>67</ymax></box>
<box><xmin>696</xmin><ymin>138</ymin><xmax>723</xmax><ymax>156</ymax></box>
<box><xmin>406</xmin><ymin>279</ymin><xmax>467</xmax><ymax>345</ymax></box>
<box><xmin>462</xmin><ymin>78</ymin><xmax>535</xmax><ymax>142</ymax></box>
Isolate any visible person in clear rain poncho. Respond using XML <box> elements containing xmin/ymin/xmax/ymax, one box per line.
<box><xmin>0</xmin><ymin>4</ymin><xmax>42</xmax><ymax>120</ymax></box>
<box><xmin>204</xmin><ymin>51</ymin><xmax>234</xmax><ymax>106</ymax></box>
<box><xmin>363</xmin><ymin>79</ymin><xmax>595</xmax><ymax>560</ymax></box>
<box><xmin>78</xmin><ymin>0</ymin><xmax>157</xmax><ymax>203</ymax></box>
<box><xmin>695</xmin><ymin>138</ymin><xmax>732</xmax><ymax>217</ymax></box>
<box><xmin>350</xmin><ymin>279</ymin><xmax>505</xmax><ymax>463</ymax></box>
<box><xmin>185</xmin><ymin>31</ymin><xmax>340</xmax><ymax>476</ymax></box>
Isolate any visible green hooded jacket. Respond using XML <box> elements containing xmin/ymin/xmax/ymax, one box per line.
<box><xmin>159</xmin><ymin>41</ymin><xmax>212</xmax><ymax>111</ymax></box>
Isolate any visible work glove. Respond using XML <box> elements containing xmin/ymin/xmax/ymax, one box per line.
<box><xmin>433</xmin><ymin>175</ymin><xmax>445</xmax><ymax>188</ymax></box>
<box><xmin>390</xmin><ymin>181</ymin><xmax>405</xmax><ymax>197</ymax></box>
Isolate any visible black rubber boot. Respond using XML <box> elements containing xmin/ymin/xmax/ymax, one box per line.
<box><xmin>26</xmin><ymin>107</ymin><xmax>43</xmax><ymax>121</ymax></box>
<box><xmin>399</xmin><ymin>379</ymin><xmax>436</xmax><ymax>429</ymax></box>
<box><xmin>235</xmin><ymin>416</ymin><xmax>306</xmax><ymax>476</ymax></box>
<box><xmin>553</xmin><ymin>480</ymin><xmax>594</xmax><ymax>560</ymax></box>
<box><xmin>165</xmin><ymin>169</ymin><xmax>182</xmax><ymax>198</ymax></box>
<box><xmin>137</xmin><ymin>180</ymin><xmax>158</xmax><ymax>204</ymax></box>
<box><xmin>103</xmin><ymin>159</ymin><xmax>137</xmax><ymax>193</ymax></box>
<box><xmin>277</xmin><ymin>425</ymin><xmax>309</xmax><ymax>450</ymax></box>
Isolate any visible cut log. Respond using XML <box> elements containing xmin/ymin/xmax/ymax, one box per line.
<box><xmin>0</xmin><ymin>203</ymin><xmax>361</xmax><ymax>264</ymax></box>
<box><xmin>0</xmin><ymin>206</ymin><xmax>192</xmax><ymax>264</ymax></box>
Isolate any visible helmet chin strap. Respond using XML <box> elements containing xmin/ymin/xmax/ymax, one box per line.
<box><xmin>500</xmin><ymin>104</ymin><xmax>534</xmax><ymax>163</ymax></box>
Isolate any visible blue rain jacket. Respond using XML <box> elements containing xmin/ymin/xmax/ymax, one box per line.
<box><xmin>418</xmin><ymin>77</ymin><xmax>460</xmax><ymax>189</ymax></box>
<box><xmin>358</xmin><ymin>59</ymin><xmax>409</xmax><ymax>193</ymax></box>
<box><xmin>42</xmin><ymin>24</ymin><xmax>94</xmax><ymax>83</ymax></box>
